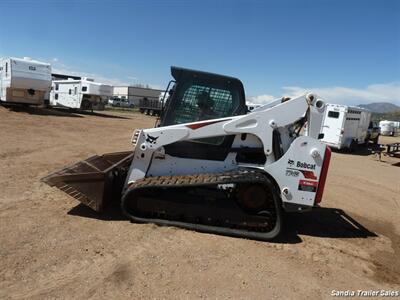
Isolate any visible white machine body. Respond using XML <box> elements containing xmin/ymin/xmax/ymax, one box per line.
<box><xmin>125</xmin><ymin>93</ymin><xmax>331</xmax><ymax>211</ymax></box>
<box><xmin>0</xmin><ymin>57</ymin><xmax>52</xmax><ymax>105</ymax></box>
<box><xmin>246</xmin><ymin>103</ymin><xmax>262</xmax><ymax>112</ymax></box>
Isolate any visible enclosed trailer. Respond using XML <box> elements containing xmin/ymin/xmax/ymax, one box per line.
<box><xmin>113</xmin><ymin>86</ymin><xmax>164</xmax><ymax>106</ymax></box>
<box><xmin>50</xmin><ymin>78</ymin><xmax>113</xmax><ymax>110</ymax></box>
<box><xmin>320</xmin><ymin>104</ymin><xmax>371</xmax><ymax>150</ymax></box>
<box><xmin>0</xmin><ymin>57</ymin><xmax>52</xmax><ymax>105</ymax></box>
<box><xmin>379</xmin><ymin>120</ymin><xmax>399</xmax><ymax>136</ymax></box>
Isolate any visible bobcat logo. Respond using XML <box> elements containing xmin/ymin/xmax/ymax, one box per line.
<box><xmin>287</xmin><ymin>159</ymin><xmax>295</xmax><ymax>166</ymax></box>
<box><xmin>145</xmin><ymin>134</ymin><xmax>159</xmax><ymax>144</ymax></box>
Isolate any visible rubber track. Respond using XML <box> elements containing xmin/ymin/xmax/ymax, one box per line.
<box><xmin>121</xmin><ymin>169</ymin><xmax>282</xmax><ymax>240</ymax></box>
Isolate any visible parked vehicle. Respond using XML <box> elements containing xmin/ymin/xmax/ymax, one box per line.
<box><xmin>42</xmin><ymin>66</ymin><xmax>331</xmax><ymax>241</ymax></box>
<box><xmin>320</xmin><ymin>104</ymin><xmax>371</xmax><ymax>150</ymax></box>
<box><xmin>49</xmin><ymin>78</ymin><xmax>112</xmax><ymax>111</ymax></box>
<box><xmin>138</xmin><ymin>92</ymin><xmax>167</xmax><ymax>116</ymax></box>
<box><xmin>0</xmin><ymin>57</ymin><xmax>51</xmax><ymax>105</ymax></box>
<box><xmin>365</xmin><ymin>121</ymin><xmax>380</xmax><ymax>144</ymax></box>
<box><xmin>379</xmin><ymin>120</ymin><xmax>399</xmax><ymax>136</ymax></box>
<box><xmin>108</xmin><ymin>97</ymin><xmax>134</xmax><ymax>108</ymax></box>
<box><xmin>139</xmin><ymin>97</ymin><xmax>162</xmax><ymax>116</ymax></box>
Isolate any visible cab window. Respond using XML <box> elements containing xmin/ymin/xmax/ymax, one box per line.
<box><xmin>164</xmin><ymin>82</ymin><xmax>240</xmax><ymax>145</ymax></box>
<box><xmin>167</xmin><ymin>83</ymin><xmax>239</xmax><ymax>125</ymax></box>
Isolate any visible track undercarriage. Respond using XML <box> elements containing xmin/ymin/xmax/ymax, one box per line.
<box><xmin>122</xmin><ymin>169</ymin><xmax>282</xmax><ymax>240</ymax></box>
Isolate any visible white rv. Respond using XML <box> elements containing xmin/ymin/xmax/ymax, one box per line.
<box><xmin>0</xmin><ymin>57</ymin><xmax>52</xmax><ymax>105</ymax></box>
<box><xmin>50</xmin><ymin>78</ymin><xmax>113</xmax><ymax>110</ymax></box>
<box><xmin>320</xmin><ymin>104</ymin><xmax>371</xmax><ymax>150</ymax></box>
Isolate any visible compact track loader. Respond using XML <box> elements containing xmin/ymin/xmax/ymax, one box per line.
<box><xmin>42</xmin><ymin>67</ymin><xmax>331</xmax><ymax>240</ymax></box>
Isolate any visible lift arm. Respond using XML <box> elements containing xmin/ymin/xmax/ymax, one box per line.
<box><xmin>127</xmin><ymin>93</ymin><xmax>326</xmax><ymax>183</ymax></box>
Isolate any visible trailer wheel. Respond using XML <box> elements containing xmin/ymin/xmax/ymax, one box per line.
<box><xmin>81</xmin><ymin>99</ymin><xmax>93</xmax><ymax>111</ymax></box>
<box><xmin>144</xmin><ymin>109</ymin><xmax>149</xmax><ymax>115</ymax></box>
<box><xmin>149</xmin><ymin>109</ymin><xmax>154</xmax><ymax>116</ymax></box>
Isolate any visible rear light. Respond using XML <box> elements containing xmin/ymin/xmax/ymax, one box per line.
<box><xmin>315</xmin><ymin>146</ymin><xmax>331</xmax><ymax>205</ymax></box>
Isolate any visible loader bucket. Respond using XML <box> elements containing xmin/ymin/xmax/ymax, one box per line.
<box><xmin>41</xmin><ymin>151</ymin><xmax>134</xmax><ymax>212</ymax></box>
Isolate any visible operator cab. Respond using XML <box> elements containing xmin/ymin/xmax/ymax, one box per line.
<box><xmin>161</xmin><ymin>66</ymin><xmax>247</xmax><ymax>126</ymax></box>
<box><xmin>160</xmin><ymin>67</ymin><xmax>247</xmax><ymax>161</ymax></box>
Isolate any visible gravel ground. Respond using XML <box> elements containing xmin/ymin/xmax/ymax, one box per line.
<box><xmin>0</xmin><ymin>105</ymin><xmax>399</xmax><ymax>299</ymax></box>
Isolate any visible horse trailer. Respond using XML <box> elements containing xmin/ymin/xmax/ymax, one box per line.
<box><xmin>379</xmin><ymin>120</ymin><xmax>400</xmax><ymax>136</ymax></box>
<box><xmin>49</xmin><ymin>78</ymin><xmax>112</xmax><ymax>110</ymax></box>
<box><xmin>319</xmin><ymin>104</ymin><xmax>371</xmax><ymax>150</ymax></box>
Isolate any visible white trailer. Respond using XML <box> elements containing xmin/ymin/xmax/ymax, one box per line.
<box><xmin>320</xmin><ymin>103</ymin><xmax>371</xmax><ymax>150</ymax></box>
<box><xmin>379</xmin><ymin>120</ymin><xmax>399</xmax><ymax>136</ymax></box>
<box><xmin>49</xmin><ymin>78</ymin><xmax>113</xmax><ymax>110</ymax></box>
<box><xmin>0</xmin><ymin>57</ymin><xmax>52</xmax><ymax>105</ymax></box>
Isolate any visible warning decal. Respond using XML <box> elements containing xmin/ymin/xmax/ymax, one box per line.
<box><xmin>298</xmin><ymin>179</ymin><xmax>318</xmax><ymax>192</ymax></box>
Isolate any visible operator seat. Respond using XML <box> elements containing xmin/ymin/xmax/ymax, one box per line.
<box><xmin>196</xmin><ymin>91</ymin><xmax>215</xmax><ymax>120</ymax></box>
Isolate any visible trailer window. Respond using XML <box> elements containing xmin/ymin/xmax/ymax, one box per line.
<box><xmin>5</xmin><ymin>62</ymin><xmax>8</xmax><ymax>76</ymax></box>
<box><xmin>55</xmin><ymin>93</ymin><xmax>58</xmax><ymax>100</ymax></box>
<box><xmin>82</xmin><ymin>86</ymin><xmax>87</xmax><ymax>92</ymax></box>
<box><xmin>74</xmin><ymin>87</ymin><xmax>77</xmax><ymax>95</ymax></box>
<box><xmin>328</xmin><ymin>111</ymin><xmax>340</xmax><ymax>118</ymax></box>
<box><xmin>69</xmin><ymin>89</ymin><xmax>72</xmax><ymax>95</ymax></box>
<box><xmin>55</xmin><ymin>84</ymin><xmax>59</xmax><ymax>91</ymax></box>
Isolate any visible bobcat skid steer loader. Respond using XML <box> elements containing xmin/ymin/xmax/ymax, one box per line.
<box><xmin>42</xmin><ymin>67</ymin><xmax>331</xmax><ymax>240</ymax></box>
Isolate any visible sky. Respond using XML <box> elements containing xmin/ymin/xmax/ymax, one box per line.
<box><xmin>0</xmin><ymin>0</ymin><xmax>399</xmax><ymax>106</ymax></box>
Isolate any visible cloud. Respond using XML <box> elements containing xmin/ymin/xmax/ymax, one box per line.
<box><xmin>147</xmin><ymin>84</ymin><xmax>163</xmax><ymax>90</ymax></box>
<box><xmin>250</xmin><ymin>82</ymin><xmax>400</xmax><ymax>106</ymax></box>
<box><xmin>282</xmin><ymin>82</ymin><xmax>400</xmax><ymax>106</ymax></box>
<box><xmin>52</xmin><ymin>67</ymin><xmax>131</xmax><ymax>86</ymax></box>
<box><xmin>50</xmin><ymin>59</ymin><xmax>162</xmax><ymax>88</ymax></box>
<box><xmin>43</xmin><ymin>57</ymin><xmax>131</xmax><ymax>86</ymax></box>
<box><xmin>247</xmin><ymin>94</ymin><xmax>275</xmax><ymax>105</ymax></box>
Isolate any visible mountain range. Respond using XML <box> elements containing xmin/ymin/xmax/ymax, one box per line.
<box><xmin>357</xmin><ymin>102</ymin><xmax>400</xmax><ymax>113</ymax></box>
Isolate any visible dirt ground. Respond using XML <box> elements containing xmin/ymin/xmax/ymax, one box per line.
<box><xmin>0</xmin><ymin>105</ymin><xmax>399</xmax><ymax>300</ymax></box>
